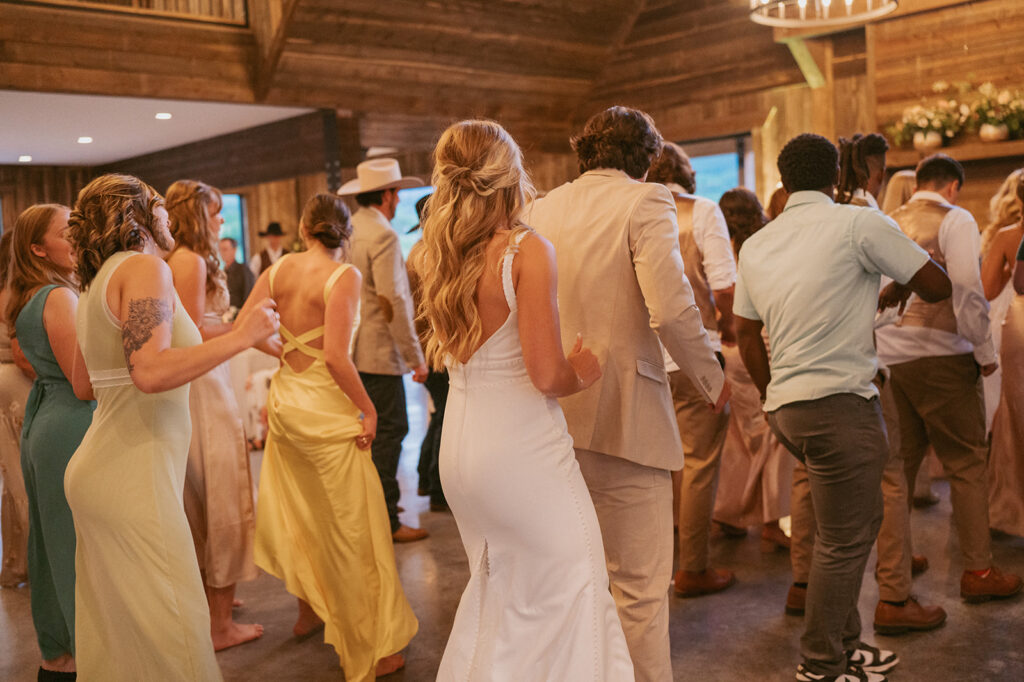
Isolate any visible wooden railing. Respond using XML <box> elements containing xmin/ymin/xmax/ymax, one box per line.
<box><xmin>8</xmin><ymin>0</ymin><xmax>248</xmax><ymax>25</ymax></box>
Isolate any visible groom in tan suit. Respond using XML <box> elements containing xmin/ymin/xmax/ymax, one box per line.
<box><xmin>528</xmin><ymin>106</ymin><xmax>728</xmax><ymax>682</ymax></box>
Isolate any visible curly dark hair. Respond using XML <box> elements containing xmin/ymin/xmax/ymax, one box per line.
<box><xmin>67</xmin><ymin>173</ymin><xmax>167</xmax><ymax>290</ymax></box>
<box><xmin>916</xmin><ymin>153</ymin><xmax>965</xmax><ymax>190</ymax></box>
<box><xmin>571</xmin><ymin>106</ymin><xmax>663</xmax><ymax>179</ymax></box>
<box><xmin>647</xmin><ymin>141</ymin><xmax>695</xmax><ymax>193</ymax></box>
<box><xmin>719</xmin><ymin>188</ymin><xmax>768</xmax><ymax>254</ymax></box>
<box><xmin>301</xmin><ymin>193</ymin><xmax>352</xmax><ymax>250</ymax></box>
<box><xmin>837</xmin><ymin>133</ymin><xmax>890</xmax><ymax>204</ymax></box>
<box><xmin>777</xmin><ymin>133</ymin><xmax>840</xmax><ymax>193</ymax></box>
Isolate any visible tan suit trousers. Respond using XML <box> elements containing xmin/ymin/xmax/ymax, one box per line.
<box><xmin>576</xmin><ymin>448</ymin><xmax>674</xmax><ymax>682</ymax></box>
<box><xmin>669</xmin><ymin>370</ymin><xmax>730</xmax><ymax>573</ymax></box>
<box><xmin>789</xmin><ymin>378</ymin><xmax>914</xmax><ymax>601</ymax></box>
<box><xmin>890</xmin><ymin>354</ymin><xmax>992</xmax><ymax>570</ymax></box>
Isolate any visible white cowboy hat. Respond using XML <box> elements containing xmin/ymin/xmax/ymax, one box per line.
<box><xmin>337</xmin><ymin>158</ymin><xmax>424</xmax><ymax>196</ymax></box>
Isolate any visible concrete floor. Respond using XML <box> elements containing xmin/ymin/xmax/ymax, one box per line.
<box><xmin>2</xmin><ymin>380</ymin><xmax>1023</xmax><ymax>681</ymax></box>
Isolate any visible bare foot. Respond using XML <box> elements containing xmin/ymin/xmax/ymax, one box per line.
<box><xmin>375</xmin><ymin>653</ymin><xmax>405</xmax><ymax>677</ymax></box>
<box><xmin>293</xmin><ymin>611</ymin><xmax>324</xmax><ymax>637</ymax></box>
<box><xmin>232</xmin><ymin>598</ymin><xmax>244</xmax><ymax>608</ymax></box>
<box><xmin>212</xmin><ymin>621</ymin><xmax>264</xmax><ymax>651</ymax></box>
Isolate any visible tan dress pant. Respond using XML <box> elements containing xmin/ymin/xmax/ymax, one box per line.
<box><xmin>890</xmin><ymin>354</ymin><xmax>992</xmax><ymax>570</ymax></box>
<box><xmin>577</xmin><ymin>448</ymin><xmax>674</xmax><ymax>682</ymax></box>
<box><xmin>669</xmin><ymin>370</ymin><xmax>730</xmax><ymax>572</ymax></box>
<box><xmin>789</xmin><ymin>377</ymin><xmax>913</xmax><ymax>601</ymax></box>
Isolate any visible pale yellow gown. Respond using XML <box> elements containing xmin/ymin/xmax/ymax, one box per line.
<box><xmin>254</xmin><ymin>259</ymin><xmax>417</xmax><ymax>682</ymax></box>
<box><xmin>0</xmin><ymin>322</ymin><xmax>32</xmax><ymax>587</ymax></box>
<box><xmin>67</xmin><ymin>252</ymin><xmax>222</xmax><ymax>681</ymax></box>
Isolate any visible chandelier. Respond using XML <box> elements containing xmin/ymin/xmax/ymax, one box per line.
<box><xmin>749</xmin><ymin>0</ymin><xmax>899</xmax><ymax>29</ymax></box>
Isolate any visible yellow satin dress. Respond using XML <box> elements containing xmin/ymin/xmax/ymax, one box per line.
<box><xmin>254</xmin><ymin>259</ymin><xmax>417</xmax><ymax>682</ymax></box>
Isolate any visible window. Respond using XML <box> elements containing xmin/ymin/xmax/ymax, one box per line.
<box><xmin>677</xmin><ymin>135</ymin><xmax>754</xmax><ymax>204</ymax></box>
<box><xmin>394</xmin><ymin>186</ymin><xmax>434</xmax><ymax>259</ymax></box>
<box><xmin>218</xmin><ymin>194</ymin><xmax>246</xmax><ymax>263</ymax></box>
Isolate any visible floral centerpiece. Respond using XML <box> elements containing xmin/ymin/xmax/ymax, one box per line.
<box><xmin>970</xmin><ymin>82</ymin><xmax>1024</xmax><ymax>141</ymax></box>
<box><xmin>889</xmin><ymin>84</ymin><xmax>970</xmax><ymax>151</ymax></box>
<box><xmin>890</xmin><ymin>81</ymin><xmax>1024</xmax><ymax>148</ymax></box>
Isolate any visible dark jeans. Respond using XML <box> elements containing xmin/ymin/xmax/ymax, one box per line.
<box><xmin>416</xmin><ymin>370</ymin><xmax>449</xmax><ymax>505</ymax></box>
<box><xmin>768</xmin><ymin>393</ymin><xmax>887</xmax><ymax>676</ymax></box>
<box><xmin>360</xmin><ymin>373</ymin><xmax>409</xmax><ymax>533</ymax></box>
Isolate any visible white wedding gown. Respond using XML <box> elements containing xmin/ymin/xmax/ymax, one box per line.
<box><xmin>437</xmin><ymin>231</ymin><xmax>634</xmax><ymax>682</ymax></box>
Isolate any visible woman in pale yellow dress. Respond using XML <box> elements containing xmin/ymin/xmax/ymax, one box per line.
<box><xmin>65</xmin><ymin>173</ymin><xmax>279</xmax><ymax>681</ymax></box>
<box><xmin>0</xmin><ymin>230</ymin><xmax>34</xmax><ymax>588</ymax></box>
<box><xmin>245</xmin><ymin>193</ymin><xmax>417</xmax><ymax>681</ymax></box>
<box><xmin>165</xmin><ymin>179</ymin><xmax>262</xmax><ymax>651</ymax></box>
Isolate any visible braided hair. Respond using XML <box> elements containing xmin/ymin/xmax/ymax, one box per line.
<box><xmin>837</xmin><ymin>133</ymin><xmax>890</xmax><ymax>204</ymax></box>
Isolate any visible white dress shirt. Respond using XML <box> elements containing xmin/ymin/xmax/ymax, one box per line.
<box><xmin>248</xmin><ymin>246</ymin><xmax>285</xmax><ymax>277</ymax></box>
<box><xmin>876</xmin><ymin>190</ymin><xmax>997</xmax><ymax>367</ymax></box>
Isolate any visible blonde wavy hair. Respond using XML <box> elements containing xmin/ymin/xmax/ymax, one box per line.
<box><xmin>66</xmin><ymin>173</ymin><xmax>168</xmax><ymax>290</ymax></box>
<box><xmin>981</xmin><ymin>168</ymin><xmax>1023</xmax><ymax>255</ymax></box>
<box><xmin>165</xmin><ymin>179</ymin><xmax>225</xmax><ymax>293</ymax></box>
<box><xmin>419</xmin><ymin>120</ymin><xmax>536</xmax><ymax>368</ymax></box>
<box><xmin>4</xmin><ymin>204</ymin><xmax>77</xmax><ymax>328</ymax></box>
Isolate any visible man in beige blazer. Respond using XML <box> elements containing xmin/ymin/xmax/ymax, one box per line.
<box><xmin>340</xmin><ymin>158</ymin><xmax>429</xmax><ymax>543</ymax></box>
<box><xmin>528</xmin><ymin>106</ymin><xmax>728</xmax><ymax>682</ymax></box>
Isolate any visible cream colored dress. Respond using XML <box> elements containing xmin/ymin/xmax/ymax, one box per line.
<box><xmin>989</xmin><ymin>293</ymin><xmax>1024</xmax><ymax>537</ymax></box>
<box><xmin>183</xmin><ymin>279</ymin><xmax>258</xmax><ymax>588</ymax></box>
<box><xmin>0</xmin><ymin>322</ymin><xmax>32</xmax><ymax>587</ymax></box>
<box><xmin>68</xmin><ymin>252</ymin><xmax>222</xmax><ymax>681</ymax></box>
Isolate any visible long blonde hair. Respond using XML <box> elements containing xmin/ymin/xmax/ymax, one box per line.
<box><xmin>67</xmin><ymin>173</ymin><xmax>167</xmax><ymax>290</ymax></box>
<box><xmin>981</xmin><ymin>168</ymin><xmax>1024</xmax><ymax>255</ymax></box>
<box><xmin>5</xmin><ymin>204</ymin><xmax>77</xmax><ymax>327</ymax></box>
<box><xmin>419</xmin><ymin>120</ymin><xmax>535</xmax><ymax>368</ymax></box>
<box><xmin>165</xmin><ymin>179</ymin><xmax>225</xmax><ymax>293</ymax></box>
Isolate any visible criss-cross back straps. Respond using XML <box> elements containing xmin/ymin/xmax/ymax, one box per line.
<box><xmin>273</xmin><ymin>261</ymin><xmax>354</xmax><ymax>361</ymax></box>
<box><xmin>501</xmin><ymin>229</ymin><xmax>530</xmax><ymax>312</ymax></box>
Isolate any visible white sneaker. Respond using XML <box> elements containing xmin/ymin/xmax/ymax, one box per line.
<box><xmin>847</xmin><ymin>643</ymin><xmax>899</xmax><ymax>673</ymax></box>
<box><xmin>796</xmin><ymin>663</ymin><xmax>888</xmax><ymax>682</ymax></box>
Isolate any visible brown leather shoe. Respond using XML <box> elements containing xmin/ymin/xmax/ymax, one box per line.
<box><xmin>673</xmin><ymin>568</ymin><xmax>736</xmax><ymax>598</ymax></box>
<box><xmin>911</xmin><ymin>554</ymin><xmax>929</xmax><ymax>576</ymax></box>
<box><xmin>785</xmin><ymin>583</ymin><xmax>806</xmax><ymax>616</ymax></box>
<box><xmin>961</xmin><ymin>566</ymin><xmax>1023</xmax><ymax>603</ymax></box>
<box><xmin>912</xmin><ymin>491</ymin><xmax>941</xmax><ymax>508</ymax></box>
<box><xmin>874</xmin><ymin>596</ymin><xmax>947</xmax><ymax>634</ymax></box>
<box><xmin>760</xmin><ymin>524</ymin><xmax>791</xmax><ymax>552</ymax></box>
<box><xmin>392</xmin><ymin>525</ymin><xmax>429</xmax><ymax>543</ymax></box>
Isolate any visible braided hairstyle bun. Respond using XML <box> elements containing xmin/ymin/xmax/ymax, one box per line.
<box><xmin>301</xmin><ymin>193</ymin><xmax>351</xmax><ymax>250</ymax></box>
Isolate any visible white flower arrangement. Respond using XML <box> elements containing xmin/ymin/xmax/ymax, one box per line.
<box><xmin>891</xmin><ymin>81</ymin><xmax>1024</xmax><ymax>146</ymax></box>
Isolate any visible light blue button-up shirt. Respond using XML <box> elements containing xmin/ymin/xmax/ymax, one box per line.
<box><xmin>734</xmin><ymin>190</ymin><xmax>929</xmax><ymax>411</ymax></box>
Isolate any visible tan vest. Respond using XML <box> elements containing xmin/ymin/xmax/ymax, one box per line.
<box><xmin>891</xmin><ymin>199</ymin><xmax>958</xmax><ymax>334</ymax></box>
<box><xmin>674</xmin><ymin>194</ymin><xmax>718</xmax><ymax>333</ymax></box>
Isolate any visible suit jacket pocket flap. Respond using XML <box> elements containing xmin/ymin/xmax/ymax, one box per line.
<box><xmin>636</xmin><ymin>359</ymin><xmax>666</xmax><ymax>383</ymax></box>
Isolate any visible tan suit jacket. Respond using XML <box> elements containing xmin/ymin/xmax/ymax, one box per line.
<box><xmin>349</xmin><ymin>206</ymin><xmax>425</xmax><ymax>375</ymax></box>
<box><xmin>528</xmin><ymin>169</ymin><xmax>725</xmax><ymax>471</ymax></box>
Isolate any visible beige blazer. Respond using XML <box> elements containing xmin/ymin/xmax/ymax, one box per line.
<box><xmin>528</xmin><ymin>169</ymin><xmax>725</xmax><ymax>471</ymax></box>
<box><xmin>349</xmin><ymin>206</ymin><xmax>425</xmax><ymax>375</ymax></box>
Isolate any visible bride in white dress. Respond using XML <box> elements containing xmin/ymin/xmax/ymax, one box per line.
<box><xmin>414</xmin><ymin>120</ymin><xmax>634</xmax><ymax>681</ymax></box>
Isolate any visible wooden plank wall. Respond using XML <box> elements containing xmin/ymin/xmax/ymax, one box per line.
<box><xmin>0</xmin><ymin>166</ymin><xmax>95</xmax><ymax>232</ymax></box>
<box><xmin>16</xmin><ymin>0</ymin><xmax>247</xmax><ymax>23</ymax></box>
<box><xmin>228</xmin><ymin>172</ymin><xmax>327</xmax><ymax>260</ymax></box>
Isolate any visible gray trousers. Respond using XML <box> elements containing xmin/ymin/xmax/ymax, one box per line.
<box><xmin>768</xmin><ymin>393</ymin><xmax>887</xmax><ymax>676</ymax></box>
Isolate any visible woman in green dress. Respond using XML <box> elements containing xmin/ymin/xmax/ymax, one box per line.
<box><xmin>6</xmin><ymin>203</ymin><xmax>95</xmax><ymax>681</ymax></box>
<box><xmin>64</xmin><ymin>173</ymin><xmax>279</xmax><ymax>681</ymax></box>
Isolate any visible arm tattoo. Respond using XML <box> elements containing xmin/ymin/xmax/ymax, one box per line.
<box><xmin>122</xmin><ymin>297</ymin><xmax>172</xmax><ymax>373</ymax></box>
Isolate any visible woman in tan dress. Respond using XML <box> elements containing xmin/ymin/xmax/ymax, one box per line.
<box><xmin>712</xmin><ymin>188</ymin><xmax>793</xmax><ymax>548</ymax></box>
<box><xmin>0</xmin><ymin>230</ymin><xmax>34</xmax><ymax>588</ymax></box>
<box><xmin>983</xmin><ymin>171</ymin><xmax>1024</xmax><ymax>537</ymax></box>
<box><xmin>165</xmin><ymin>180</ymin><xmax>263</xmax><ymax>651</ymax></box>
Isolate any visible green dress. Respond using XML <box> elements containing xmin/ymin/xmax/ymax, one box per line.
<box><xmin>67</xmin><ymin>251</ymin><xmax>222</xmax><ymax>681</ymax></box>
<box><xmin>15</xmin><ymin>284</ymin><xmax>95</xmax><ymax>660</ymax></box>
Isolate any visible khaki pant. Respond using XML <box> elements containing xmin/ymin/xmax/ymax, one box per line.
<box><xmin>669</xmin><ymin>370</ymin><xmax>730</xmax><ymax>572</ymax></box>
<box><xmin>890</xmin><ymin>354</ymin><xmax>992</xmax><ymax>570</ymax></box>
<box><xmin>577</xmin><ymin>448</ymin><xmax>674</xmax><ymax>682</ymax></box>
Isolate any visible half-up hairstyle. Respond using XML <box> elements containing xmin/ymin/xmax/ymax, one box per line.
<box><xmin>420</xmin><ymin>119</ymin><xmax>535</xmax><ymax>368</ymax></box>
<box><xmin>719</xmin><ymin>188</ymin><xmax>768</xmax><ymax>255</ymax></box>
<box><xmin>301</xmin><ymin>193</ymin><xmax>352</xmax><ymax>251</ymax></box>
<box><xmin>981</xmin><ymin>168</ymin><xmax>1024</xmax><ymax>255</ymax></box>
<box><xmin>837</xmin><ymin>133</ymin><xmax>890</xmax><ymax>204</ymax></box>
<box><xmin>5</xmin><ymin>204</ymin><xmax>77</xmax><ymax>327</ymax></box>
<box><xmin>165</xmin><ymin>179</ymin><xmax>224</xmax><ymax>294</ymax></box>
<box><xmin>572</xmin><ymin>106</ymin><xmax>663</xmax><ymax>179</ymax></box>
<box><xmin>66</xmin><ymin>173</ymin><xmax>166</xmax><ymax>290</ymax></box>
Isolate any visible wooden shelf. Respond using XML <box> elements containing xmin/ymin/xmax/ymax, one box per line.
<box><xmin>888</xmin><ymin>138</ymin><xmax>1024</xmax><ymax>168</ymax></box>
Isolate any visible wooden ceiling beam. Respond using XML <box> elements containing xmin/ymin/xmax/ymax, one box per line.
<box><xmin>251</xmin><ymin>0</ymin><xmax>301</xmax><ymax>102</ymax></box>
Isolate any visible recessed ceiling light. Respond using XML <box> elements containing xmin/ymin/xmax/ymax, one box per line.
<box><xmin>18</xmin><ymin>155</ymin><xmax>32</xmax><ymax>163</ymax></box>
<box><xmin>155</xmin><ymin>112</ymin><xmax>172</xmax><ymax>120</ymax></box>
<box><xmin>77</xmin><ymin>136</ymin><xmax>93</xmax><ymax>144</ymax></box>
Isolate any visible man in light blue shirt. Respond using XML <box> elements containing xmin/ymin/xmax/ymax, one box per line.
<box><xmin>734</xmin><ymin>133</ymin><xmax>951</xmax><ymax>682</ymax></box>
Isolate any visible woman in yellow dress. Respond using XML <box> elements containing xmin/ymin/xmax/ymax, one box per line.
<box><xmin>245</xmin><ymin>193</ymin><xmax>417</xmax><ymax>681</ymax></box>
<box><xmin>65</xmin><ymin>173</ymin><xmax>279</xmax><ymax>681</ymax></box>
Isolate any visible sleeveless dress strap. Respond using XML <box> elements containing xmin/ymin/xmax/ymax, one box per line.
<box><xmin>267</xmin><ymin>255</ymin><xmax>290</xmax><ymax>298</ymax></box>
<box><xmin>92</xmin><ymin>251</ymin><xmax>142</xmax><ymax>387</ymax></box>
<box><xmin>323</xmin><ymin>263</ymin><xmax>353</xmax><ymax>304</ymax></box>
<box><xmin>500</xmin><ymin>230</ymin><xmax>529</xmax><ymax>312</ymax></box>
